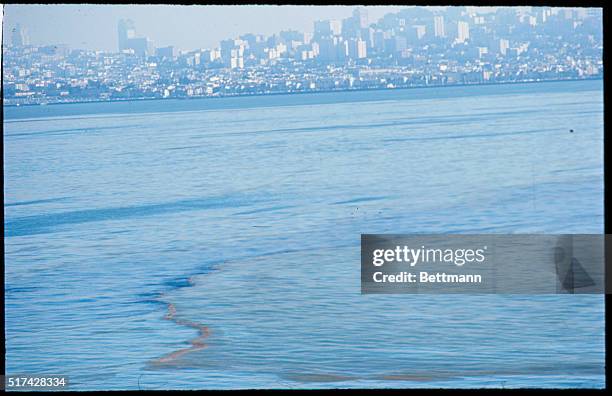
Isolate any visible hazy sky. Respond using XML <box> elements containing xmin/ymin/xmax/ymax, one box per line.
<box><xmin>3</xmin><ymin>5</ymin><xmax>412</xmax><ymax>52</ymax></box>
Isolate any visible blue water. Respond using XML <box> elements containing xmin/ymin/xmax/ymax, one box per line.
<box><xmin>4</xmin><ymin>80</ymin><xmax>605</xmax><ymax>390</ymax></box>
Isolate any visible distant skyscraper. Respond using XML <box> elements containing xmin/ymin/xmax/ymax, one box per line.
<box><xmin>373</xmin><ymin>30</ymin><xmax>387</xmax><ymax>54</ymax></box>
<box><xmin>356</xmin><ymin>39</ymin><xmax>367</xmax><ymax>59</ymax></box>
<box><xmin>220</xmin><ymin>38</ymin><xmax>245</xmax><ymax>68</ymax></box>
<box><xmin>353</xmin><ymin>8</ymin><xmax>368</xmax><ymax>29</ymax></box>
<box><xmin>411</xmin><ymin>25</ymin><xmax>427</xmax><ymax>41</ymax></box>
<box><xmin>499</xmin><ymin>38</ymin><xmax>510</xmax><ymax>55</ymax></box>
<box><xmin>540</xmin><ymin>8</ymin><xmax>552</xmax><ymax>23</ymax></box>
<box><xmin>314</xmin><ymin>19</ymin><xmax>341</xmax><ymax>39</ymax></box>
<box><xmin>201</xmin><ymin>48</ymin><xmax>221</xmax><ymax>63</ymax></box>
<box><xmin>117</xmin><ymin>19</ymin><xmax>136</xmax><ymax>51</ymax></box>
<box><xmin>330</xmin><ymin>20</ymin><xmax>342</xmax><ymax>36</ymax></box>
<box><xmin>457</xmin><ymin>21</ymin><xmax>470</xmax><ymax>43</ymax></box>
<box><xmin>228</xmin><ymin>52</ymin><xmax>244</xmax><ymax>69</ymax></box>
<box><xmin>303</xmin><ymin>32</ymin><xmax>313</xmax><ymax>45</ymax></box>
<box><xmin>342</xmin><ymin>17</ymin><xmax>359</xmax><ymax>39</ymax></box>
<box><xmin>477</xmin><ymin>46</ymin><xmax>488</xmax><ymax>59</ymax></box>
<box><xmin>117</xmin><ymin>20</ymin><xmax>154</xmax><ymax>57</ymax></box>
<box><xmin>156</xmin><ymin>46</ymin><xmax>178</xmax><ymax>59</ymax></box>
<box><xmin>336</xmin><ymin>39</ymin><xmax>348</xmax><ymax>62</ymax></box>
<box><xmin>127</xmin><ymin>37</ymin><xmax>155</xmax><ymax>57</ymax></box>
<box><xmin>342</xmin><ymin>9</ymin><xmax>368</xmax><ymax>40</ymax></box>
<box><xmin>11</xmin><ymin>24</ymin><xmax>30</xmax><ymax>47</ymax></box>
<box><xmin>219</xmin><ymin>39</ymin><xmax>245</xmax><ymax>69</ymax></box>
<box><xmin>317</xmin><ymin>36</ymin><xmax>337</xmax><ymax>62</ymax></box>
<box><xmin>314</xmin><ymin>20</ymin><xmax>332</xmax><ymax>38</ymax></box>
<box><xmin>392</xmin><ymin>35</ymin><xmax>407</xmax><ymax>54</ymax></box>
<box><xmin>434</xmin><ymin>15</ymin><xmax>446</xmax><ymax>38</ymax></box>
<box><xmin>279</xmin><ymin>30</ymin><xmax>304</xmax><ymax>44</ymax></box>
<box><xmin>347</xmin><ymin>38</ymin><xmax>367</xmax><ymax>59</ymax></box>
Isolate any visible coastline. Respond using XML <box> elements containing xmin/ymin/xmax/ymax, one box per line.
<box><xmin>3</xmin><ymin>76</ymin><xmax>602</xmax><ymax>109</ymax></box>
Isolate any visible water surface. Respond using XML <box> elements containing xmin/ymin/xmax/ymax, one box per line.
<box><xmin>4</xmin><ymin>80</ymin><xmax>605</xmax><ymax>389</ymax></box>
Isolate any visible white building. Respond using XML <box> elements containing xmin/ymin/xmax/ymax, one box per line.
<box><xmin>457</xmin><ymin>21</ymin><xmax>470</xmax><ymax>43</ymax></box>
<box><xmin>434</xmin><ymin>16</ymin><xmax>445</xmax><ymax>38</ymax></box>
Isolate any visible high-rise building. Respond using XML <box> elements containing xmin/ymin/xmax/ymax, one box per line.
<box><xmin>127</xmin><ymin>37</ymin><xmax>155</xmax><ymax>57</ymax></box>
<box><xmin>457</xmin><ymin>21</ymin><xmax>470</xmax><ymax>43</ymax></box>
<box><xmin>540</xmin><ymin>8</ymin><xmax>552</xmax><ymax>23</ymax></box>
<box><xmin>499</xmin><ymin>38</ymin><xmax>509</xmax><ymax>55</ymax></box>
<box><xmin>316</xmin><ymin>36</ymin><xmax>337</xmax><ymax>62</ymax></box>
<box><xmin>410</xmin><ymin>25</ymin><xmax>427</xmax><ymax>41</ymax></box>
<box><xmin>239</xmin><ymin>33</ymin><xmax>259</xmax><ymax>49</ymax></box>
<box><xmin>223</xmin><ymin>46</ymin><xmax>244</xmax><ymax>68</ymax></box>
<box><xmin>303</xmin><ymin>32</ymin><xmax>313</xmax><ymax>45</ymax></box>
<box><xmin>156</xmin><ymin>46</ymin><xmax>178</xmax><ymax>59</ymax></box>
<box><xmin>314</xmin><ymin>20</ymin><xmax>341</xmax><ymax>39</ymax></box>
<box><xmin>229</xmin><ymin>55</ymin><xmax>244</xmax><ymax>69</ymax></box>
<box><xmin>336</xmin><ymin>39</ymin><xmax>348</xmax><ymax>62</ymax></box>
<box><xmin>279</xmin><ymin>30</ymin><xmax>303</xmax><ymax>43</ymax></box>
<box><xmin>314</xmin><ymin>20</ymin><xmax>332</xmax><ymax>38</ymax></box>
<box><xmin>434</xmin><ymin>15</ymin><xmax>445</xmax><ymax>38</ymax></box>
<box><xmin>11</xmin><ymin>24</ymin><xmax>30</xmax><ymax>47</ymax></box>
<box><xmin>117</xmin><ymin>19</ymin><xmax>136</xmax><ymax>51</ymax></box>
<box><xmin>347</xmin><ymin>38</ymin><xmax>367</xmax><ymax>59</ymax></box>
<box><xmin>220</xmin><ymin>38</ymin><xmax>245</xmax><ymax>67</ymax></box>
<box><xmin>373</xmin><ymin>30</ymin><xmax>387</xmax><ymax>54</ymax></box>
<box><xmin>342</xmin><ymin>17</ymin><xmax>359</xmax><ymax>39</ymax></box>
<box><xmin>201</xmin><ymin>49</ymin><xmax>221</xmax><ymax>63</ymax></box>
<box><xmin>330</xmin><ymin>20</ymin><xmax>342</xmax><ymax>36</ymax></box>
<box><xmin>343</xmin><ymin>9</ymin><xmax>368</xmax><ymax>40</ymax></box>
<box><xmin>353</xmin><ymin>8</ymin><xmax>368</xmax><ymax>29</ymax></box>
<box><xmin>477</xmin><ymin>46</ymin><xmax>488</xmax><ymax>59</ymax></box>
<box><xmin>390</xmin><ymin>35</ymin><xmax>407</xmax><ymax>54</ymax></box>
<box><xmin>117</xmin><ymin>19</ymin><xmax>154</xmax><ymax>57</ymax></box>
<box><xmin>357</xmin><ymin>39</ymin><xmax>367</xmax><ymax>59</ymax></box>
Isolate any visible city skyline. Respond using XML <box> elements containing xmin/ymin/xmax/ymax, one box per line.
<box><xmin>3</xmin><ymin>6</ymin><xmax>602</xmax><ymax>105</ymax></box>
<box><xmin>3</xmin><ymin>5</ymin><xmax>414</xmax><ymax>52</ymax></box>
<box><xmin>2</xmin><ymin>5</ymin><xmax>511</xmax><ymax>53</ymax></box>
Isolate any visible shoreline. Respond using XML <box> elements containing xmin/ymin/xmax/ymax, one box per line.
<box><xmin>4</xmin><ymin>76</ymin><xmax>602</xmax><ymax>109</ymax></box>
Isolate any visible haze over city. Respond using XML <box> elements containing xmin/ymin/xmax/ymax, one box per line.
<box><xmin>3</xmin><ymin>5</ymin><xmax>601</xmax><ymax>105</ymax></box>
<box><xmin>3</xmin><ymin>5</ymin><xmax>418</xmax><ymax>51</ymax></box>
